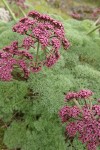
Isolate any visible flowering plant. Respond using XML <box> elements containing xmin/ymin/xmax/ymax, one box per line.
<box><xmin>59</xmin><ymin>89</ymin><xmax>100</xmax><ymax>150</ymax></box>
<box><xmin>0</xmin><ymin>11</ymin><xmax>70</xmax><ymax>81</ymax></box>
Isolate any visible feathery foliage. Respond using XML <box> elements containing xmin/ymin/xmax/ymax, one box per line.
<box><xmin>0</xmin><ymin>16</ymin><xmax>100</xmax><ymax>149</ymax></box>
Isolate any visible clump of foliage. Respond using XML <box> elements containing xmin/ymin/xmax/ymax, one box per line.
<box><xmin>0</xmin><ymin>15</ymin><xmax>100</xmax><ymax>150</ymax></box>
<box><xmin>59</xmin><ymin>89</ymin><xmax>100</xmax><ymax>150</ymax></box>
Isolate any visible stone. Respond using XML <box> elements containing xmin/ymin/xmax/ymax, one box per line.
<box><xmin>0</xmin><ymin>8</ymin><xmax>11</xmax><ymax>22</ymax></box>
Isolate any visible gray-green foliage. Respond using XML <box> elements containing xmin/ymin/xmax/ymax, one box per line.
<box><xmin>0</xmin><ymin>17</ymin><xmax>100</xmax><ymax>150</ymax></box>
<box><xmin>0</xmin><ymin>20</ymin><xmax>23</xmax><ymax>49</ymax></box>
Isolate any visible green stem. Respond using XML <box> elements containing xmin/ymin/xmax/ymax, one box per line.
<box><xmin>19</xmin><ymin>6</ymin><xmax>26</xmax><ymax>17</ymax></box>
<box><xmin>73</xmin><ymin>99</ymin><xmax>83</xmax><ymax>114</ymax></box>
<box><xmin>35</xmin><ymin>41</ymin><xmax>40</xmax><ymax>66</ymax></box>
<box><xmin>94</xmin><ymin>16</ymin><xmax>100</xmax><ymax>26</ymax></box>
<box><xmin>84</xmin><ymin>99</ymin><xmax>88</xmax><ymax>108</ymax></box>
<box><xmin>89</xmin><ymin>98</ymin><xmax>92</xmax><ymax>111</ymax></box>
<box><xmin>87</xmin><ymin>25</ymin><xmax>100</xmax><ymax>35</ymax></box>
<box><xmin>2</xmin><ymin>0</ymin><xmax>17</xmax><ymax>21</ymax></box>
<box><xmin>26</xmin><ymin>33</ymin><xmax>36</xmax><ymax>39</ymax></box>
<box><xmin>70</xmin><ymin>145</ymin><xmax>73</xmax><ymax>150</ymax></box>
<box><xmin>88</xmin><ymin>98</ymin><xmax>95</xmax><ymax>119</ymax></box>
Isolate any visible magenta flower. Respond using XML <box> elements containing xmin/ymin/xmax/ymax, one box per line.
<box><xmin>71</xmin><ymin>12</ymin><xmax>81</xmax><ymax>20</ymax></box>
<box><xmin>30</xmin><ymin>65</ymin><xmax>42</xmax><ymax>73</ymax></box>
<box><xmin>66</xmin><ymin>122</ymin><xmax>77</xmax><ymax>137</ymax></box>
<box><xmin>59</xmin><ymin>106</ymin><xmax>80</xmax><ymax>122</ymax></box>
<box><xmin>0</xmin><ymin>41</ymin><xmax>33</xmax><ymax>81</ymax></box>
<box><xmin>87</xmin><ymin>141</ymin><xmax>98</xmax><ymax>150</ymax></box>
<box><xmin>65</xmin><ymin>92</ymin><xmax>78</xmax><ymax>101</ymax></box>
<box><xmin>78</xmin><ymin>89</ymin><xmax>93</xmax><ymax>99</ymax></box>
<box><xmin>92</xmin><ymin>105</ymin><xmax>100</xmax><ymax>116</ymax></box>
<box><xmin>92</xmin><ymin>8</ymin><xmax>100</xmax><ymax>17</ymax></box>
<box><xmin>65</xmin><ymin>89</ymin><xmax>93</xmax><ymax>101</ymax></box>
<box><xmin>22</xmin><ymin>37</ymin><xmax>34</xmax><ymax>50</ymax></box>
<box><xmin>59</xmin><ymin>89</ymin><xmax>100</xmax><ymax>150</ymax></box>
<box><xmin>45</xmin><ymin>52</ymin><xmax>60</xmax><ymax>68</ymax></box>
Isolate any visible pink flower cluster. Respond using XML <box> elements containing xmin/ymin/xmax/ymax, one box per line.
<box><xmin>71</xmin><ymin>12</ymin><xmax>81</xmax><ymax>20</ymax></box>
<box><xmin>59</xmin><ymin>106</ymin><xmax>80</xmax><ymax>123</ymax></box>
<box><xmin>0</xmin><ymin>11</ymin><xmax>70</xmax><ymax>81</ymax></box>
<box><xmin>59</xmin><ymin>89</ymin><xmax>100</xmax><ymax>150</ymax></box>
<box><xmin>65</xmin><ymin>89</ymin><xmax>93</xmax><ymax>101</ymax></box>
<box><xmin>93</xmin><ymin>8</ymin><xmax>100</xmax><ymax>17</ymax></box>
<box><xmin>0</xmin><ymin>41</ymin><xmax>33</xmax><ymax>81</ymax></box>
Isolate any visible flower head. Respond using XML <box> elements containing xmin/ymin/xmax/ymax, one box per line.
<box><xmin>59</xmin><ymin>89</ymin><xmax>100</xmax><ymax>150</ymax></box>
<box><xmin>0</xmin><ymin>11</ymin><xmax>70</xmax><ymax>81</ymax></box>
<box><xmin>65</xmin><ymin>92</ymin><xmax>78</xmax><ymax>101</ymax></box>
<box><xmin>78</xmin><ymin>89</ymin><xmax>93</xmax><ymax>99</ymax></box>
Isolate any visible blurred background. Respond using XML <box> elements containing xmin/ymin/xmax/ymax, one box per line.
<box><xmin>0</xmin><ymin>0</ymin><xmax>100</xmax><ymax>22</ymax></box>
